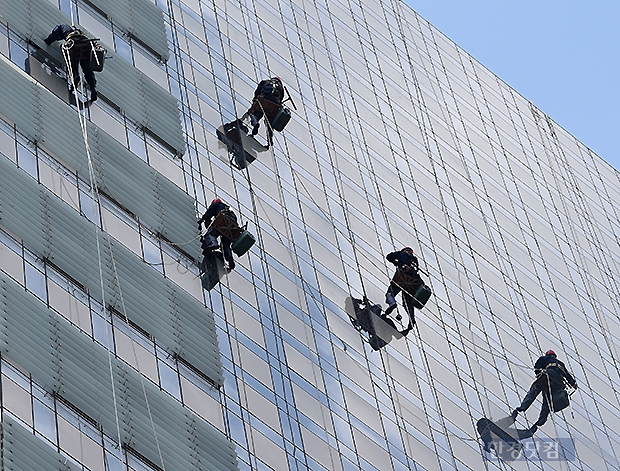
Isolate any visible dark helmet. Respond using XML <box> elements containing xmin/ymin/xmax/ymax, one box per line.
<box><xmin>402</xmin><ymin>247</ymin><xmax>413</xmax><ymax>254</ymax></box>
<box><xmin>545</xmin><ymin>349</ymin><xmax>556</xmax><ymax>357</ymax></box>
<box><xmin>271</xmin><ymin>76</ymin><xmax>282</xmax><ymax>83</ymax></box>
<box><xmin>211</xmin><ymin>198</ymin><xmax>222</xmax><ymax>205</ymax></box>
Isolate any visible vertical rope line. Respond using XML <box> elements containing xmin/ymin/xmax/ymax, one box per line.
<box><xmin>104</xmin><ymin>236</ymin><xmax>167</xmax><ymax>471</ymax></box>
<box><xmin>62</xmin><ymin>45</ymin><xmax>166</xmax><ymax>470</ymax></box>
<box><xmin>62</xmin><ymin>44</ymin><xmax>123</xmax><ymax>450</ymax></box>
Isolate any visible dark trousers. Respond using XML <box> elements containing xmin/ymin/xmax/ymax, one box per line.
<box><xmin>247</xmin><ymin>96</ymin><xmax>280</xmax><ymax>143</ymax></box>
<box><xmin>386</xmin><ymin>281</ymin><xmax>416</xmax><ymax>324</ymax></box>
<box><xmin>518</xmin><ymin>373</ymin><xmax>563</xmax><ymax>426</ymax></box>
<box><xmin>202</xmin><ymin>230</ymin><xmax>233</xmax><ymax>265</ymax></box>
<box><xmin>69</xmin><ymin>47</ymin><xmax>96</xmax><ymax>91</ymax></box>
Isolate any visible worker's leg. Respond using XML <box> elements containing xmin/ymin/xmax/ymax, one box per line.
<box><xmin>69</xmin><ymin>55</ymin><xmax>81</xmax><ymax>90</ymax></box>
<box><xmin>222</xmin><ymin>238</ymin><xmax>235</xmax><ymax>270</ymax></box>
<box><xmin>402</xmin><ymin>292</ymin><xmax>416</xmax><ymax>326</ymax></box>
<box><xmin>202</xmin><ymin>230</ymin><xmax>219</xmax><ymax>252</ymax></box>
<box><xmin>535</xmin><ymin>395</ymin><xmax>551</xmax><ymax>427</ymax></box>
<box><xmin>80</xmin><ymin>58</ymin><xmax>97</xmax><ymax>101</ymax></box>
<box><xmin>385</xmin><ymin>282</ymin><xmax>400</xmax><ymax>315</ymax></box>
<box><xmin>517</xmin><ymin>376</ymin><xmax>545</xmax><ymax>412</ymax></box>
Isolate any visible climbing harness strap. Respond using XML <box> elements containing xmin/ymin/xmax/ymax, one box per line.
<box><xmin>390</xmin><ymin>270</ymin><xmax>421</xmax><ymax>298</ymax></box>
<box><xmin>62</xmin><ymin>36</ymin><xmax>106</xmax><ymax>72</ymax></box>
<box><xmin>251</xmin><ymin>96</ymin><xmax>281</xmax><ymax>119</ymax></box>
<box><xmin>209</xmin><ymin>210</ymin><xmax>244</xmax><ymax>241</ymax></box>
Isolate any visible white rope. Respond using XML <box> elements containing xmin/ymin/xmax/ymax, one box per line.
<box><xmin>62</xmin><ymin>45</ymin><xmax>166</xmax><ymax>469</ymax></box>
<box><xmin>63</xmin><ymin>44</ymin><xmax>123</xmax><ymax>450</ymax></box>
<box><xmin>104</xmin><ymin>236</ymin><xmax>167</xmax><ymax>470</ymax></box>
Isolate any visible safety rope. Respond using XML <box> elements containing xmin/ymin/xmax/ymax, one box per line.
<box><xmin>63</xmin><ymin>44</ymin><xmax>166</xmax><ymax>470</ymax></box>
<box><xmin>534</xmin><ymin>107</ymin><xmax>619</xmax><ymax>387</ymax></box>
<box><xmin>393</xmin><ymin>4</ymin><xmax>568</xmax><ymax>440</ymax></box>
<box><xmin>63</xmin><ymin>44</ymin><xmax>123</xmax><ymax>450</ymax></box>
<box><xmin>104</xmin><ymin>235</ymin><xmax>167</xmax><ymax>470</ymax></box>
<box><xmin>256</xmin><ymin>46</ymin><xmax>539</xmax><ymax>378</ymax></box>
<box><xmin>264</xmin><ymin>7</ymin><xmax>453</xmax><ymax>466</ymax></box>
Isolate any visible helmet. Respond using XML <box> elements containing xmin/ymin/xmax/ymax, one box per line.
<box><xmin>271</xmin><ymin>76</ymin><xmax>282</xmax><ymax>83</ymax></box>
<box><xmin>545</xmin><ymin>349</ymin><xmax>556</xmax><ymax>357</ymax></box>
<box><xmin>402</xmin><ymin>247</ymin><xmax>413</xmax><ymax>254</ymax></box>
<box><xmin>211</xmin><ymin>198</ymin><xmax>222</xmax><ymax>205</ymax></box>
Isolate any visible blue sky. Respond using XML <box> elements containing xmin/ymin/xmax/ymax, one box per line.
<box><xmin>405</xmin><ymin>1</ymin><xmax>620</xmax><ymax>172</ymax></box>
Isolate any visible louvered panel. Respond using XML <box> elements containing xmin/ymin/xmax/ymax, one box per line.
<box><xmin>0</xmin><ymin>56</ymin><xmax>43</xmax><ymax>141</ymax></box>
<box><xmin>0</xmin><ymin>273</ymin><xmax>239</xmax><ymax>471</ymax></box>
<box><xmin>116</xmin><ymin>371</ymin><xmax>237</xmax><ymax>470</ymax></box>
<box><xmin>0</xmin><ymin>0</ymin><xmax>185</xmax><ymax>156</ymax></box>
<box><xmin>0</xmin><ymin>155</ymin><xmax>222</xmax><ymax>386</ymax></box>
<box><xmin>96</xmin><ymin>53</ymin><xmax>185</xmax><ymax>155</ymax></box>
<box><xmin>2</xmin><ymin>415</ymin><xmax>78</xmax><ymax>471</ymax></box>
<box><xmin>0</xmin><ymin>170</ymin><xmax>48</xmax><ymax>255</ymax></box>
<box><xmin>84</xmin><ymin>0</ymin><xmax>169</xmax><ymax>60</ymax></box>
<box><xmin>90</xmin><ymin>129</ymin><xmax>165</xmax><ymax>232</ymax></box>
<box><xmin>0</xmin><ymin>54</ymin><xmax>200</xmax><ymax>260</ymax></box>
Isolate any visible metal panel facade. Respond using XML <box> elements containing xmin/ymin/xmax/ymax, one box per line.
<box><xmin>0</xmin><ymin>54</ymin><xmax>199</xmax><ymax>259</ymax></box>
<box><xmin>0</xmin><ymin>274</ymin><xmax>238</xmax><ymax>471</ymax></box>
<box><xmin>0</xmin><ymin>155</ymin><xmax>222</xmax><ymax>386</ymax></box>
<box><xmin>0</xmin><ymin>0</ymin><xmax>185</xmax><ymax>155</ymax></box>
<box><xmin>83</xmin><ymin>0</ymin><xmax>170</xmax><ymax>60</ymax></box>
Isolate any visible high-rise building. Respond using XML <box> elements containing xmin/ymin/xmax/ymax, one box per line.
<box><xmin>0</xmin><ymin>0</ymin><xmax>619</xmax><ymax>470</ymax></box>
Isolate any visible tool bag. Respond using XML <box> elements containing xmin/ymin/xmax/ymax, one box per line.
<box><xmin>90</xmin><ymin>42</ymin><xmax>106</xmax><ymax>72</ymax></box>
<box><xmin>232</xmin><ymin>231</ymin><xmax>255</xmax><ymax>256</ymax></box>
<box><xmin>411</xmin><ymin>284</ymin><xmax>432</xmax><ymax>309</ymax></box>
<box><xmin>551</xmin><ymin>389</ymin><xmax>570</xmax><ymax>412</ymax></box>
<box><xmin>269</xmin><ymin>107</ymin><xmax>291</xmax><ymax>132</ymax></box>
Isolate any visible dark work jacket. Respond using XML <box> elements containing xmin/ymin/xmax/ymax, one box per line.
<box><xmin>199</xmin><ymin>201</ymin><xmax>229</xmax><ymax>227</ymax></box>
<box><xmin>386</xmin><ymin>250</ymin><xmax>419</xmax><ymax>271</ymax></box>
<box><xmin>254</xmin><ymin>79</ymin><xmax>284</xmax><ymax>104</ymax></box>
<box><xmin>45</xmin><ymin>24</ymin><xmax>87</xmax><ymax>45</ymax></box>
<box><xmin>534</xmin><ymin>355</ymin><xmax>577</xmax><ymax>388</ymax></box>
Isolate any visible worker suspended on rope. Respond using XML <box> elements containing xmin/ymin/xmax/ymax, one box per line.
<box><xmin>45</xmin><ymin>24</ymin><xmax>103</xmax><ymax>102</ymax></box>
<box><xmin>240</xmin><ymin>77</ymin><xmax>294</xmax><ymax>147</ymax></box>
<box><xmin>512</xmin><ymin>350</ymin><xmax>578</xmax><ymax>434</ymax></box>
<box><xmin>198</xmin><ymin>199</ymin><xmax>238</xmax><ymax>270</ymax></box>
<box><xmin>385</xmin><ymin>247</ymin><xmax>428</xmax><ymax>330</ymax></box>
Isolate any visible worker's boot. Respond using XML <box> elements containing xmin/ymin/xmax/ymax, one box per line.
<box><xmin>250</xmin><ymin>115</ymin><xmax>260</xmax><ymax>135</ymax></box>
<box><xmin>385</xmin><ymin>292</ymin><xmax>397</xmax><ymax>315</ymax></box>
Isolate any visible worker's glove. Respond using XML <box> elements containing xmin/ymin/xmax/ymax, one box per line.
<box><xmin>197</xmin><ymin>220</ymin><xmax>202</xmax><ymax>230</ymax></box>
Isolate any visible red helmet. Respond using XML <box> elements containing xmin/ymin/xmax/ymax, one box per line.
<box><xmin>211</xmin><ymin>198</ymin><xmax>222</xmax><ymax>205</ymax></box>
<box><xmin>545</xmin><ymin>349</ymin><xmax>556</xmax><ymax>357</ymax></box>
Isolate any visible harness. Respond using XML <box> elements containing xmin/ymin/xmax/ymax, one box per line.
<box><xmin>209</xmin><ymin>209</ymin><xmax>244</xmax><ymax>241</ymax></box>
<box><xmin>536</xmin><ymin>362</ymin><xmax>561</xmax><ymax>378</ymax></box>
<box><xmin>250</xmin><ymin>96</ymin><xmax>281</xmax><ymax>119</ymax></box>
<box><xmin>62</xmin><ymin>32</ymin><xmax>106</xmax><ymax>71</ymax></box>
<box><xmin>391</xmin><ymin>265</ymin><xmax>422</xmax><ymax>295</ymax></box>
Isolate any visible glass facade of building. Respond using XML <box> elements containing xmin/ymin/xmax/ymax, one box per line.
<box><xmin>1</xmin><ymin>0</ymin><xmax>619</xmax><ymax>470</ymax></box>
